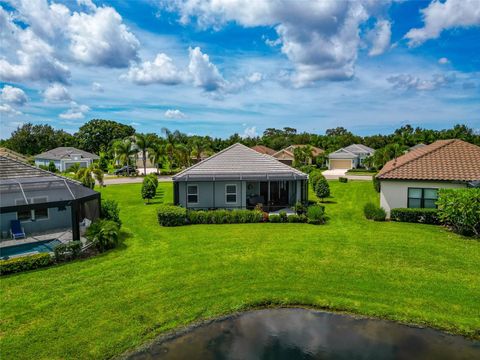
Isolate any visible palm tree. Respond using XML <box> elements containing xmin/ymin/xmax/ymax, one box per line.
<box><xmin>148</xmin><ymin>142</ymin><xmax>165</xmax><ymax>174</ymax></box>
<box><xmin>161</xmin><ymin>127</ymin><xmax>177</xmax><ymax>166</ymax></box>
<box><xmin>190</xmin><ymin>138</ymin><xmax>211</xmax><ymax>163</ymax></box>
<box><xmin>114</xmin><ymin>139</ymin><xmax>137</xmax><ymax>176</ymax></box>
<box><xmin>134</xmin><ymin>133</ymin><xmax>156</xmax><ymax>176</ymax></box>
<box><xmin>174</xmin><ymin>143</ymin><xmax>191</xmax><ymax>168</ymax></box>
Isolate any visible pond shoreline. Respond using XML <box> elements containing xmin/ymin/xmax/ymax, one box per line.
<box><xmin>118</xmin><ymin>304</ymin><xmax>480</xmax><ymax>359</ymax></box>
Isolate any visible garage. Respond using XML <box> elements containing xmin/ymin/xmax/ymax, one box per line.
<box><xmin>329</xmin><ymin>159</ymin><xmax>352</xmax><ymax>170</ymax></box>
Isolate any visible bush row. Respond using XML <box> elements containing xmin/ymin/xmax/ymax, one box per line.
<box><xmin>390</xmin><ymin>208</ymin><xmax>440</xmax><ymax>225</ymax></box>
<box><xmin>0</xmin><ymin>253</ymin><xmax>53</xmax><ymax>275</ymax></box>
<box><xmin>363</xmin><ymin>202</ymin><xmax>386</xmax><ymax>221</ymax></box>
<box><xmin>188</xmin><ymin>209</ymin><xmax>263</xmax><ymax>224</ymax></box>
<box><xmin>157</xmin><ymin>205</ymin><xmax>187</xmax><ymax>226</ymax></box>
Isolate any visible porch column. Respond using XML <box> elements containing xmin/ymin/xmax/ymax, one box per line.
<box><xmin>267</xmin><ymin>181</ymin><xmax>270</xmax><ymax>203</ymax></box>
<box><xmin>71</xmin><ymin>200</ymin><xmax>80</xmax><ymax>241</ymax></box>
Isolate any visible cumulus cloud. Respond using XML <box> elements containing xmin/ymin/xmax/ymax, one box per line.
<box><xmin>188</xmin><ymin>47</ymin><xmax>225</xmax><ymax>91</ymax></box>
<box><xmin>0</xmin><ymin>103</ymin><xmax>22</xmax><ymax>116</ymax></box>
<box><xmin>164</xmin><ymin>109</ymin><xmax>186</xmax><ymax>119</ymax></box>
<box><xmin>438</xmin><ymin>57</ymin><xmax>450</xmax><ymax>65</ymax></box>
<box><xmin>405</xmin><ymin>0</ymin><xmax>480</xmax><ymax>46</ymax></box>
<box><xmin>91</xmin><ymin>82</ymin><xmax>104</xmax><ymax>92</ymax></box>
<box><xmin>247</xmin><ymin>72</ymin><xmax>263</xmax><ymax>83</ymax></box>
<box><xmin>165</xmin><ymin>0</ymin><xmax>391</xmax><ymax>86</ymax></box>
<box><xmin>242</xmin><ymin>126</ymin><xmax>258</xmax><ymax>138</ymax></box>
<box><xmin>1</xmin><ymin>85</ymin><xmax>28</xmax><ymax>106</ymax></box>
<box><xmin>387</xmin><ymin>73</ymin><xmax>456</xmax><ymax>91</ymax></box>
<box><xmin>124</xmin><ymin>53</ymin><xmax>184</xmax><ymax>85</ymax></box>
<box><xmin>43</xmin><ymin>83</ymin><xmax>72</xmax><ymax>102</ymax></box>
<box><xmin>59</xmin><ymin>101</ymin><xmax>90</xmax><ymax>119</ymax></box>
<box><xmin>368</xmin><ymin>20</ymin><xmax>391</xmax><ymax>56</ymax></box>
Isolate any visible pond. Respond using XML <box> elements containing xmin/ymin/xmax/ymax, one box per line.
<box><xmin>127</xmin><ymin>308</ymin><xmax>480</xmax><ymax>360</ymax></box>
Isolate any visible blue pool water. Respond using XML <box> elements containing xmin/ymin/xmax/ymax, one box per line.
<box><xmin>0</xmin><ymin>239</ymin><xmax>61</xmax><ymax>259</ymax></box>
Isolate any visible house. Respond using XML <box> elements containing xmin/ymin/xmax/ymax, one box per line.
<box><xmin>273</xmin><ymin>145</ymin><xmax>324</xmax><ymax>166</ymax></box>
<box><xmin>328</xmin><ymin>144</ymin><xmax>375</xmax><ymax>170</ymax></box>
<box><xmin>376</xmin><ymin>139</ymin><xmax>480</xmax><ymax>217</ymax></box>
<box><xmin>0</xmin><ymin>155</ymin><xmax>100</xmax><ymax>241</ymax></box>
<box><xmin>251</xmin><ymin>145</ymin><xmax>276</xmax><ymax>156</ymax></box>
<box><xmin>173</xmin><ymin>143</ymin><xmax>308</xmax><ymax>211</ymax></box>
<box><xmin>35</xmin><ymin>147</ymin><xmax>99</xmax><ymax>172</ymax></box>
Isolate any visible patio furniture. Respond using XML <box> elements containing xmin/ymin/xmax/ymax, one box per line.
<box><xmin>10</xmin><ymin>220</ymin><xmax>25</xmax><ymax>240</ymax></box>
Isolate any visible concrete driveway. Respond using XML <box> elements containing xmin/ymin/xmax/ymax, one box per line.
<box><xmin>102</xmin><ymin>175</ymin><xmax>172</xmax><ymax>185</ymax></box>
<box><xmin>322</xmin><ymin>169</ymin><xmax>347</xmax><ymax>177</ymax></box>
<box><xmin>322</xmin><ymin>169</ymin><xmax>372</xmax><ymax>181</ymax></box>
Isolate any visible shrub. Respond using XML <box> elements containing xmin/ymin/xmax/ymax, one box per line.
<box><xmin>373</xmin><ymin>176</ymin><xmax>380</xmax><ymax>193</ymax></box>
<box><xmin>141</xmin><ymin>177</ymin><xmax>157</xmax><ymax>203</ymax></box>
<box><xmin>76</xmin><ymin>168</ymin><xmax>95</xmax><ymax>189</ymax></box>
<box><xmin>146</xmin><ymin>173</ymin><xmax>158</xmax><ymax>188</ymax></box>
<box><xmin>279</xmin><ymin>211</ymin><xmax>288</xmax><ymax>222</ymax></box>
<box><xmin>315</xmin><ymin>177</ymin><xmax>330</xmax><ymax>201</ymax></box>
<box><xmin>339</xmin><ymin>177</ymin><xmax>348</xmax><ymax>183</ymax></box>
<box><xmin>157</xmin><ymin>205</ymin><xmax>187</xmax><ymax>226</ymax></box>
<box><xmin>390</xmin><ymin>208</ymin><xmax>440</xmax><ymax>225</ymax></box>
<box><xmin>269</xmin><ymin>214</ymin><xmax>282</xmax><ymax>223</ymax></box>
<box><xmin>294</xmin><ymin>201</ymin><xmax>306</xmax><ymax>215</ymax></box>
<box><xmin>86</xmin><ymin>220</ymin><xmax>120</xmax><ymax>252</ymax></box>
<box><xmin>0</xmin><ymin>253</ymin><xmax>53</xmax><ymax>275</ymax></box>
<box><xmin>188</xmin><ymin>210</ymin><xmax>209</xmax><ymax>224</ymax></box>
<box><xmin>101</xmin><ymin>199</ymin><xmax>122</xmax><ymax>227</ymax></box>
<box><xmin>307</xmin><ymin>204</ymin><xmax>326</xmax><ymax>225</ymax></box>
<box><xmin>188</xmin><ymin>209</ymin><xmax>263</xmax><ymax>224</ymax></box>
<box><xmin>287</xmin><ymin>214</ymin><xmax>307</xmax><ymax>223</ymax></box>
<box><xmin>211</xmin><ymin>209</ymin><xmax>229</xmax><ymax>224</ymax></box>
<box><xmin>53</xmin><ymin>241</ymin><xmax>82</xmax><ymax>262</ymax></box>
<box><xmin>437</xmin><ymin>188</ymin><xmax>480</xmax><ymax>237</ymax></box>
<box><xmin>372</xmin><ymin>207</ymin><xmax>386</xmax><ymax>221</ymax></box>
<box><xmin>309</xmin><ymin>170</ymin><xmax>324</xmax><ymax>190</ymax></box>
<box><xmin>364</xmin><ymin>202</ymin><xmax>386</xmax><ymax>221</ymax></box>
<box><xmin>48</xmin><ymin>161</ymin><xmax>57</xmax><ymax>173</ymax></box>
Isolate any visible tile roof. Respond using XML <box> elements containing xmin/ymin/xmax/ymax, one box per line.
<box><xmin>173</xmin><ymin>143</ymin><xmax>307</xmax><ymax>181</ymax></box>
<box><xmin>343</xmin><ymin>144</ymin><xmax>375</xmax><ymax>154</ymax></box>
<box><xmin>35</xmin><ymin>147</ymin><xmax>99</xmax><ymax>160</ymax></box>
<box><xmin>0</xmin><ymin>156</ymin><xmax>49</xmax><ymax>180</ymax></box>
<box><xmin>283</xmin><ymin>145</ymin><xmax>324</xmax><ymax>157</ymax></box>
<box><xmin>251</xmin><ymin>145</ymin><xmax>276</xmax><ymax>156</ymax></box>
<box><xmin>377</xmin><ymin>139</ymin><xmax>480</xmax><ymax>181</ymax></box>
<box><xmin>0</xmin><ymin>147</ymin><xmax>29</xmax><ymax>163</ymax></box>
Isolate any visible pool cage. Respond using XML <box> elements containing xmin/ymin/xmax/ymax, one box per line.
<box><xmin>0</xmin><ymin>176</ymin><xmax>100</xmax><ymax>240</ymax></box>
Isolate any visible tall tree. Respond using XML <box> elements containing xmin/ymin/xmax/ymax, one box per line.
<box><xmin>134</xmin><ymin>133</ymin><xmax>157</xmax><ymax>175</ymax></box>
<box><xmin>76</xmin><ymin>119</ymin><xmax>135</xmax><ymax>154</ymax></box>
<box><xmin>113</xmin><ymin>139</ymin><xmax>137</xmax><ymax>176</ymax></box>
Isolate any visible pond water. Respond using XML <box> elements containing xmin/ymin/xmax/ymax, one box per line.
<box><xmin>128</xmin><ymin>308</ymin><xmax>480</xmax><ymax>360</ymax></box>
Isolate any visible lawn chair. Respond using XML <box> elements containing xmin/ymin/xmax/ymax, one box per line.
<box><xmin>10</xmin><ymin>220</ymin><xmax>26</xmax><ymax>240</ymax></box>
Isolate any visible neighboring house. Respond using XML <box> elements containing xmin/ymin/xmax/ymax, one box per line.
<box><xmin>0</xmin><ymin>155</ymin><xmax>100</xmax><ymax>240</ymax></box>
<box><xmin>35</xmin><ymin>147</ymin><xmax>99</xmax><ymax>172</ymax></box>
<box><xmin>328</xmin><ymin>144</ymin><xmax>375</xmax><ymax>170</ymax></box>
<box><xmin>173</xmin><ymin>143</ymin><xmax>308</xmax><ymax>211</ymax></box>
<box><xmin>0</xmin><ymin>147</ymin><xmax>29</xmax><ymax>163</ymax></box>
<box><xmin>251</xmin><ymin>145</ymin><xmax>276</xmax><ymax>156</ymax></box>
<box><xmin>376</xmin><ymin>139</ymin><xmax>480</xmax><ymax>217</ymax></box>
<box><xmin>273</xmin><ymin>145</ymin><xmax>324</xmax><ymax>166</ymax></box>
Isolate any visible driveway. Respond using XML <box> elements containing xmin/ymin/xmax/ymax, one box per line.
<box><xmin>102</xmin><ymin>175</ymin><xmax>172</xmax><ymax>185</ymax></box>
<box><xmin>322</xmin><ymin>169</ymin><xmax>372</xmax><ymax>181</ymax></box>
<box><xmin>322</xmin><ymin>169</ymin><xmax>347</xmax><ymax>177</ymax></box>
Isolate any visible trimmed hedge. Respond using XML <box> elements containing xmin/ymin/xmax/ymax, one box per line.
<box><xmin>54</xmin><ymin>241</ymin><xmax>82</xmax><ymax>262</ymax></box>
<box><xmin>0</xmin><ymin>253</ymin><xmax>53</xmax><ymax>275</ymax></box>
<box><xmin>157</xmin><ymin>205</ymin><xmax>187</xmax><ymax>226</ymax></box>
<box><xmin>339</xmin><ymin>177</ymin><xmax>348</xmax><ymax>183</ymax></box>
<box><xmin>307</xmin><ymin>204</ymin><xmax>326</xmax><ymax>225</ymax></box>
<box><xmin>287</xmin><ymin>214</ymin><xmax>307</xmax><ymax>223</ymax></box>
<box><xmin>188</xmin><ymin>209</ymin><xmax>263</xmax><ymax>225</ymax></box>
<box><xmin>390</xmin><ymin>208</ymin><xmax>440</xmax><ymax>225</ymax></box>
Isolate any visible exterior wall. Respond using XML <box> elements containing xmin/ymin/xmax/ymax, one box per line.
<box><xmin>328</xmin><ymin>159</ymin><xmax>354</xmax><ymax>170</ymax></box>
<box><xmin>35</xmin><ymin>159</ymin><xmax>61</xmax><ymax>170</ymax></box>
<box><xmin>61</xmin><ymin>159</ymin><xmax>90</xmax><ymax>171</ymax></box>
<box><xmin>0</xmin><ymin>206</ymin><xmax>72</xmax><ymax>239</ymax></box>
<box><xmin>379</xmin><ymin>180</ymin><xmax>466</xmax><ymax>216</ymax></box>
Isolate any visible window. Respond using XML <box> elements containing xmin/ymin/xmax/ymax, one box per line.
<box><xmin>225</xmin><ymin>184</ymin><xmax>237</xmax><ymax>203</ymax></box>
<box><xmin>187</xmin><ymin>185</ymin><xmax>198</xmax><ymax>204</ymax></box>
<box><xmin>408</xmin><ymin>188</ymin><xmax>438</xmax><ymax>209</ymax></box>
<box><xmin>15</xmin><ymin>197</ymin><xmax>49</xmax><ymax>221</ymax></box>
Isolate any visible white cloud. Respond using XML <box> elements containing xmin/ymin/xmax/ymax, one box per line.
<box><xmin>124</xmin><ymin>53</ymin><xmax>184</xmax><ymax>85</ymax></box>
<box><xmin>242</xmin><ymin>126</ymin><xmax>257</xmax><ymax>138</ymax></box>
<box><xmin>43</xmin><ymin>83</ymin><xmax>72</xmax><ymax>102</ymax></box>
<box><xmin>0</xmin><ymin>103</ymin><xmax>22</xmax><ymax>116</ymax></box>
<box><xmin>247</xmin><ymin>72</ymin><xmax>263</xmax><ymax>83</ymax></box>
<box><xmin>164</xmin><ymin>109</ymin><xmax>186</xmax><ymax>119</ymax></box>
<box><xmin>68</xmin><ymin>6</ymin><xmax>140</xmax><ymax>67</ymax></box>
<box><xmin>59</xmin><ymin>101</ymin><xmax>90</xmax><ymax>119</ymax></box>
<box><xmin>167</xmin><ymin>1</ymin><xmax>391</xmax><ymax>86</ymax></box>
<box><xmin>387</xmin><ymin>73</ymin><xmax>456</xmax><ymax>91</ymax></box>
<box><xmin>368</xmin><ymin>20</ymin><xmax>391</xmax><ymax>56</ymax></box>
<box><xmin>91</xmin><ymin>82</ymin><xmax>104</xmax><ymax>92</ymax></box>
<box><xmin>1</xmin><ymin>85</ymin><xmax>28</xmax><ymax>106</ymax></box>
<box><xmin>188</xmin><ymin>47</ymin><xmax>225</xmax><ymax>91</ymax></box>
<box><xmin>405</xmin><ymin>0</ymin><xmax>480</xmax><ymax>46</ymax></box>
<box><xmin>438</xmin><ymin>57</ymin><xmax>450</xmax><ymax>65</ymax></box>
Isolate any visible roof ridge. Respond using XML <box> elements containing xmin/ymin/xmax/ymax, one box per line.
<box><xmin>377</xmin><ymin>139</ymin><xmax>456</xmax><ymax>179</ymax></box>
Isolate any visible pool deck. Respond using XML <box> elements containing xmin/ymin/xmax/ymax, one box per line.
<box><xmin>0</xmin><ymin>229</ymin><xmax>85</xmax><ymax>249</ymax></box>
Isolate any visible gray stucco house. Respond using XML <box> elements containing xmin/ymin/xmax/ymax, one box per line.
<box><xmin>35</xmin><ymin>147</ymin><xmax>99</xmax><ymax>172</ymax></box>
<box><xmin>328</xmin><ymin>144</ymin><xmax>375</xmax><ymax>170</ymax></box>
<box><xmin>173</xmin><ymin>143</ymin><xmax>308</xmax><ymax>211</ymax></box>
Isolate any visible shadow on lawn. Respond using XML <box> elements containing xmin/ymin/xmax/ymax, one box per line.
<box><xmin>146</xmin><ymin>188</ymin><xmax>167</xmax><ymax>205</ymax></box>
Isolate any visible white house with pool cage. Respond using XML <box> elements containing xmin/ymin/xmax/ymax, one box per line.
<box><xmin>173</xmin><ymin>143</ymin><xmax>309</xmax><ymax>212</ymax></box>
<box><xmin>0</xmin><ymin>155</ymin><xmax>100</xmax><ymax>257</ymax></box>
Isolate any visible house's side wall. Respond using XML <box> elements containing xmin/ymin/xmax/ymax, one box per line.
<box><xmin>61</xmin><ymin>159</ymin><xmax>90</xmax><ymax>171</ymax></box>
<box><xmin>177</xmin><ymin>181</ymin><xmax>245</xmax><ymax>209</ymax></box>
<box><xmin>379</xmin><ymin>180</ymin><xmax>466</xmax><ymax>216</ymax></box>
<box><xmin>0</xmin><ymin>207</ymin><xmax>72</xmax><ymax>239</ymax></box>
<box><xmin>35</xmin><ymin>158</ymin><xmax>61</xmax><ymax>170</ymax></box>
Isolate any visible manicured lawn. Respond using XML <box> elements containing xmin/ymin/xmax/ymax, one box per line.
<box><xmin>1</xmin><ymin>181</ymin><xmax>479</xmax><ymax>359</ymax></box>
<box><xmin>345</xmin><ymin>170</ymin><xmax>378</xmax><ymax>176</ymax></box>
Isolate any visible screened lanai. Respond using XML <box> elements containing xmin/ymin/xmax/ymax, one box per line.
<box><xmin>0</xmin><ymin>156</ymin><xmax>100</xmax><ymax>242</ymax></box>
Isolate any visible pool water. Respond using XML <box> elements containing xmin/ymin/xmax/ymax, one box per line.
<box><xmin>0</xmin><ymin>239</ymin><xmax>61</xmax><ymax>259</ymax></box>
<box><xmin>128</xmin><ymin>308</ymin><xmax>480</xmax><ymax>360</ymax></box>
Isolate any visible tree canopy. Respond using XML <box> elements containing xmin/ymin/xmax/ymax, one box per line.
<box><xmin>75</xmin><ymin>119</ymin><xmax>135</xmax><ymax>154</ymax></box>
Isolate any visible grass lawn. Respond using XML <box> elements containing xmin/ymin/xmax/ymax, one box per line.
<box><xmin>345</xmin><ymin>170</ymin><xmax>378</xmax><ymax>176</ymax></box>
<box><xmin>1</xmin><ymin>181</ymin><xmax>479</xmax><ymax>359</ymax></box>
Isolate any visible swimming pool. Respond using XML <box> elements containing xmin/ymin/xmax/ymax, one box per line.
<box><xmin>0</xmin><ymin>239</ymin><xmax>61</xmax><ymax>259</ymax></box>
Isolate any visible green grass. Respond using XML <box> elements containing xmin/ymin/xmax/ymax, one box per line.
<box><xmin>1</xmin><ymin>181</ymin><xmax>479</xmax><ymax>359</ymax></box>
<box><xmin>345</xmin><ymin>170</ymin><xmax>378</xmax><ymax>176</ymax></box>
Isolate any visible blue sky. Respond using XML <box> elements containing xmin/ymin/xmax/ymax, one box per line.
<box><xmin>0</xmin><ymin>0</ymin><xmax>479</xmax><ymax>139</ymax></box>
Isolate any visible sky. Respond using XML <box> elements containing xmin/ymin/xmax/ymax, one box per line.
<box><xmin>0</xmin><ymin>0</ymin><xmax>479</xmax><ymax>139</ymax></box>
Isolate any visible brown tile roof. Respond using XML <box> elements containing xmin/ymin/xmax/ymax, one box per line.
<box><xmin>0</xmin><ymin>147</ymin><xmax>29</xmax><ymax>163</ymax></box>
<box><xmin>251</xmin><ymin>145</ymin><xmax>276</xmax><ymax>156</ymax></box>
<box><xmin>284</xmin><ymin>145</ymin><xmax>324</xmax><ymax>157</ymax></box>
<box><xmin>377</xmin><ymin>139</ymin><xmax>480</xmax><ymax>182</ymax></box>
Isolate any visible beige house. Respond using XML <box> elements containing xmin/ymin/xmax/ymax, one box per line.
<box><xmin>328</xmin><ymin>144</ymin><xmax>374</xmax><ymax>170</ymax></box>
<box><xmin>273</xmin><ymin>145</ymin><xmax>324</xmax><ymax>166</ymax></box>
<box><xmin>376</xmin><ymin>139</ymin><xmax>480</xmax><ymax>217</ymax></box>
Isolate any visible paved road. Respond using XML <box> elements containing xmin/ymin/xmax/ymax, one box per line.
<box><xmin>102</xmin><ymin>175</ymin><xmax>173</xmax><ymax>185</ymax></box>
<box><xmin>323</xmin><ymin>174</ymin><xmax>373</xmax><ymax>181</ymax></box>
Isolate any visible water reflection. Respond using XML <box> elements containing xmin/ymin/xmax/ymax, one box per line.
<box><xmin>128</xmin><ymin>308</ymin><xmax>480</xmax><ymax>360</ymax></box>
